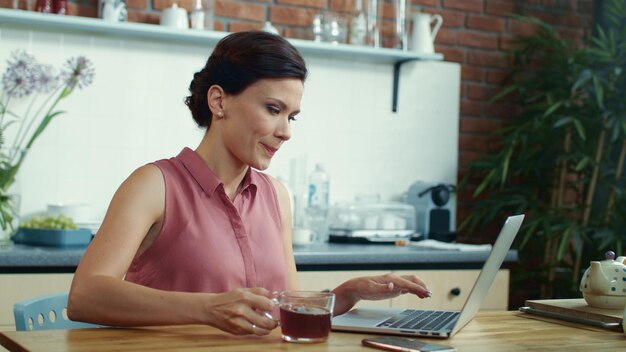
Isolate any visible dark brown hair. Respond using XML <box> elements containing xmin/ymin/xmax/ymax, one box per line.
<box><xmin>185</xmin><ymin>31</ymin><xmax>308</xmax><ymax>128</ymax></box>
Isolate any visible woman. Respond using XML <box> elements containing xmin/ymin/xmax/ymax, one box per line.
<box><xmin>68</xmin><ymin>31</ymin><xmax>431</xmax><ymax>336</ymax></box>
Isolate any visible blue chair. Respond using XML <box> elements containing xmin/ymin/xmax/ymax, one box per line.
<box><xmin>14</xmin><ymin>292</ymin><xmax>101</xmax><ymax>331</ymax></box>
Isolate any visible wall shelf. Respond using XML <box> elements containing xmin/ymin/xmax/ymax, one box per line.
<box><xmin>0</xmin><ymin>8</ymin><xmax>444</xmax><ymax>111</ymax></box>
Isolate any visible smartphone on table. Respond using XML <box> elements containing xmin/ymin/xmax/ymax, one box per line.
<box><xmin>362</xmin><ymin>336</ymin><xmax>456</xmax><ymax>352</ymax></box>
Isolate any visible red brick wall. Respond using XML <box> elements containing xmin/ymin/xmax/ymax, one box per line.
<box><xmin>421</xmin><ymin>0</ymin><xmax>594</xmax><ymax>241</ymax></box>
<box><xmin>3</xmin><ymin>0</ymin><xmax>594</xmax><ymax>238</ymax></box>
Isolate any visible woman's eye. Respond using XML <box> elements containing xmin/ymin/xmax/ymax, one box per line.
<box><xmin>267</xmin><ymin>106</ymin><xmax>280</xmax><ymax>115</ymax></box>
<box><xmin>288</xmin><ymin>116</ymin><xmax>298</xmax><ymax>122</ymax></box>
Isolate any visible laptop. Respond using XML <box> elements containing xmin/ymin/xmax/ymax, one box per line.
<box><xmin>331</xmin><ymin>214</ymin><xmax>524</xmax><ymax>339</ymax></box>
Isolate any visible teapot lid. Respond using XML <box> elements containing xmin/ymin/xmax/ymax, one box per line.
<box><xmin>594</xmin><ymin>250</ymin><xmax>626</xmax><ymax>267</ymax></box>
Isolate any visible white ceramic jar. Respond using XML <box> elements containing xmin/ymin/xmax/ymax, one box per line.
<box><xmin>160</xmin><ymin>3</ymin><xmax>189</xmax><ymax>29</ymax></box>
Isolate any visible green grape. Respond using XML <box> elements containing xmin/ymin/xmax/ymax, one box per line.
<box><xmin>21</xmin><ymin>214</ymin><xmax>78</xmax><ymax>230</ymax></box>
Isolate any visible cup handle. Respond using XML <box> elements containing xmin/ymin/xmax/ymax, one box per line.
<box><xmin>263</xmin><ymin>310</ymin><xmax>276</xmax><ymax>320</ymax></box>
<box><xmin>263</xmin><ymin>297</ymin><xmax>281</xmax><ymax>325</ymax></box>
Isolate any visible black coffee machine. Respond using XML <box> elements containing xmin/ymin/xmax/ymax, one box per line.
<box><xmin>406</xmin><ymin>181</ymin><xmax>456</xmax><ymax>242</ymax></box>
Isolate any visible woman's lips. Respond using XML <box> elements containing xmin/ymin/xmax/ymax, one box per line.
<box><xmin>261</xmin><ymin>143</ymin><xmax>278</xmax><ymax>156</ymax></box>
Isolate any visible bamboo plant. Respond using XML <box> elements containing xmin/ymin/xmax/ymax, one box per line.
<box><xmin>460</xmin><ymin>1</ymin><xmax>626</xmax><ymax>299</ymax></box>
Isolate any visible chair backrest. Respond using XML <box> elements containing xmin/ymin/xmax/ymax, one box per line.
<box><xmin>14</xmin><ymin>292</ymin><xmax>101</xmax><ymax>331</ymax></box>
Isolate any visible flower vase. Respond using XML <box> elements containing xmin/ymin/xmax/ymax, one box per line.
<box><xmin>0</xmin><ymin>187</ymin><xmax>20</xmax><ymax>248</ymax></box>
<box><xmin>0</xmin><ymin>148</ymin><xmax>25</xmax><ymax>248</ymax></box>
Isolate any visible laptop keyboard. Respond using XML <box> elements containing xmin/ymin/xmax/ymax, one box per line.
<box><xmin>376</xmin><ymin>310</ymin><xmax>459</xmax><ymax>331</ymax></box>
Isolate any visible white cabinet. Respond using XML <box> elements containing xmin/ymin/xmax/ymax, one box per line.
<box><xmin>390</xmin><ymin>269</ymin><xmax>509</xmax><ymax>311</ymax></box>
<box><xmin>298</xmin><ymin>270</ymin><xmax>393</xmax><ymax>309</ymax></box>
<box><xmin>0</xmin><ymin>269</ymin><xmax>508</xmax><ymax>331</ymax></box>
<box><xmin>297</xmin><ymin>269</ymin><xmax>509</xmax><ymax>311</ymax></box>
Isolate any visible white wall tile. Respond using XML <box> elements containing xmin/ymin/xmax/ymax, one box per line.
<box><xmin>1</xmin><ymin>26</ymin><xmax>460</xmax><ymax>220</ymax></box>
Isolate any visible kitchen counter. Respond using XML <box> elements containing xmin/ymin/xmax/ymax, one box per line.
<box><xmin>0</xmin><ymin>243</ymin><xmax>518</xmax><ymax>325</ymax></box>
<box><xmin>0</xmin><ymin>243</ymin><xmax>517</xmax><ymax>273</ymax></box>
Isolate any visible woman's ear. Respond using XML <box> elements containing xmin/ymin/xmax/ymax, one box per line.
<box><xmin>207</xmin><ymin>85</ymin><xmax>225</xmax><ymax>118</ymax></box>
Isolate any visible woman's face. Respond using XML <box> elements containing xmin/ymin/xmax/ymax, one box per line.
<box><xmin>220</xmin><ymin>78</ymin><xmax>303</xmax><ymax>170</ymax></box>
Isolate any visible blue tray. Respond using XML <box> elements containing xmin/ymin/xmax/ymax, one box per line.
<box><xmin>12</xmin><ymin>228</ymin><xmax>93</xmax><ymax>247</ymax></box>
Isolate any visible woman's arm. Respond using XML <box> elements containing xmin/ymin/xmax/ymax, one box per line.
<box><xmin>68</xmin><ymin>165</ymin><xmax>277</xmax><ymax>334</ymax></box>
<box><xmin>269</xmin><ymin>177</ymin><xmax>299</xmax><ymax>291</ymax></box>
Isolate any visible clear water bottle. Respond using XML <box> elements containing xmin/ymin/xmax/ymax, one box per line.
<box><xmin>190</xmin><ymin>0</ymin><xmax>205</xmax><ymax>29</ymax></box>
<box><xmin>307</xmin><ymin>164</ymin><xmax>330</xmax><ymax>242</ymax></box>
<box><xmin>203</xmin><ymin>0</ymin><xmax>214</xmax><ymax>30</ymax></box>
<box><xmin>312</xmin><ymin>14</ymin><xmax>324</xmax><ymax>42</ymax></box>
<box><xmin>349</xmin><ymin>0</ymin><xmax>367</xmax><ymax>45</ymax></box>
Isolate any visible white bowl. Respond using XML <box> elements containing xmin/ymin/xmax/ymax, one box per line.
<box><xmin>47</xmin><ymin>203</ymin><xmax>93</xmax><ymax>223</ymax></box>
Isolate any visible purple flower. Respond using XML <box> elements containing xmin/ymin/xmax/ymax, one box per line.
<box><xmin>60</xmin><ymin>56</ymin><xmax>95</xmax><ymax>90</ymax></box>
<box><xmin>1</xmin><ymin>50</ymin><xmax>38</xmax><ymax>98</ymax></box>
<box><xmin>6</xmin><ymin>50</ymin><xmax>36</xmax><ymax>72</ymax></box>
<box><xmin>33</xmin><ymin>64</ymin><xmax>59</xmax><ymax>94</ymax></box>
<box><xmin>0</xmin><ymin>50</ymin><xmax>95</xmax><ymax>212</ymax></box>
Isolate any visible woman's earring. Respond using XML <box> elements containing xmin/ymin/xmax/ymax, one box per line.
<box><xmin>217</xmin><ymin>111</ymin><xmax>223</xmax><ymax>117</ymax></box>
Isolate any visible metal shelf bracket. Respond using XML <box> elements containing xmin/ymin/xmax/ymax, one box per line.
<box><xmin>392</xmin><ymin>59</ymin><xmax>419</xmax><ymax>113</ymax></box>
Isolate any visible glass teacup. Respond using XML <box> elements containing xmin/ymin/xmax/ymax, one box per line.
<box><xmin>268</xmin><ymin>291</ymin><xmax>335</xmax><ymax>343</ymax></box>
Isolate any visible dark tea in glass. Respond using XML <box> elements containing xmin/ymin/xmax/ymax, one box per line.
<box><xmin>275</xmin><ymin>291</ymin><xmax>335</xmax><ymax>343</ymax></box>
<box><xmin>280</xmin><ymin>305</ymin><xmax>331</xmax><ymax>342</ymax></box>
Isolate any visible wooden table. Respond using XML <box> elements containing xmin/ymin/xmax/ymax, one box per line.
<box><xmin>0</xmin><ymin>311</ymin><xmax>624</xmax><ymax>351</ymax></box>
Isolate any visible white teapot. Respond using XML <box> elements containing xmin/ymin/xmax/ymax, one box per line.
<box><xmin>99</xmin><ymin>0</ymin><xmax>127</xmax><ymax>22</ymax></box>
<box><xmin>580</xmin><ymin>251</ymin><xmax>626</xmax><ymax>309</ymax></box>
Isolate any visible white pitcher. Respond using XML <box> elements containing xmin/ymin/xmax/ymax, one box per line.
<box><xmin>410</xmin><ymin>12</ymin><xmax>442</xmax><ymax>53</ymax></box>
<box><xmin>99</xmin><ymin>0</ymin><xmax>127</xmax><ymax>22</ymax></box>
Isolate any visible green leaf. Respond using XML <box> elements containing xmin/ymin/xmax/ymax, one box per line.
<box><xmin>611</xmin><ymin>123</ymin><xmax>620</xmax><ymax>142</ymax></box>
<box><xmin>592</xmin><ymin>76</ymin><xmax>605</xmax><ymax>109</ymax></box>
<box><xmin>489</xmin><ymin>85</ymin><xmax>519</xmax><ymax>103</ymax></box>
<box><xmin>554</xmin><ymin>117</ymin><xmax>572</xmax><ymax>128</ymax></box>
<box><xmin>573</xmin><ymin>70</ymin><xmax>592</xmax><ymax>92</ymax></box>
<box><xmin>573</xmin><ymin>119</ymin><xmax>586</xmax><ymax>140</ymax></box>
<box><xmin>575</xmin><ymin>156</ymin><xmax>590</xmax><ymax>171</ymax></box>
<box><xmin>474</xmin><ymin>169</ymin><xmax>496</xmax><ymax>197</ymax></box>
<box><xmin>543</xmin><ymin>101</ymin><xmax>564</xmax><ymax>118</ymax></box>
<box><xmin>556</xmin><ymin>226</ymin><xmax>572</xmax><ymax>261</ymax></box>
<box><xmin>26</xmin><ymin>110</ymin><xmax>65</xmax><ymax>150</ymax></box>
<box><xmin>501</xmin><ymin>143</ymin><xmax>515</xmax><ymax>185</ymax></box>
<box><xmin>519</xmin><ymin>221</ymin><xmax>540</xmax><ymax>249</ymax></box>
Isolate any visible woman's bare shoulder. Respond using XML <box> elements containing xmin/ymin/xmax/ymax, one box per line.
<box><xmin>118</xmin><ymin>164</ymin><xmax>164</xmax><ymax>192</ymax></box>
<box><xmin>109</xmin><ymin>164</ymin><xmax>165</xmax><ymax>218</ymax></box>
<box><xmin>266</xmin><ymin>174</ymin><xmax>290</xmax><ymax>200</ymax></box>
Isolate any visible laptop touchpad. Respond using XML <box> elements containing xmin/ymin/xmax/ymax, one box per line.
<box><xmin>332</xmin><ymin>308</ymin><xmax>399</xmax><ymax>326</ymax></box>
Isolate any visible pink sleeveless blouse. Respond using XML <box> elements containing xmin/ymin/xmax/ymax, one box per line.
<box><xmin>125</xmin><ymin>147</ymin><xmax>287</xmax><ymax>293</ymax></box>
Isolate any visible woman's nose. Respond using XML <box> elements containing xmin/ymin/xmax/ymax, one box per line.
<box><xmin>276</xmin><ymin>118</ymin><xmax>291</xmax><ymax>141</ymax></box>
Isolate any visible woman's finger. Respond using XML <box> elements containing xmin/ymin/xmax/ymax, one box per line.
<box><xmin>392</xmin><ymin>275</ymin><xmax>431</xmax><ymax>298</ymax></box>
<box><xmin>249</xmin><ymin>309</ymin><xmax>279</xmax><ymax>331</ymax></box>
<box><xmin>242</xmin><ymin>288</ymin><xmax>276</xmax><ymax>312</ymax></box>
<box><xmin>399</xmin><ymin>274</ymin><xmax>429</xmax><ymax>289</ymax></box>
<box><xmin>250</xmin><ymin>322</ymin><xmax>272</xmax><ymax>336</ymax></box>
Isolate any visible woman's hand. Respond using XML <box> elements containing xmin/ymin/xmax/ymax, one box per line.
<box><xmin>204</xmin><ymin>288</ymin><xmax>278</xmax><ymax>336</ymax></box>
<box><xmin>331</xmin><ymin>273</ymin><xmax>431</xmax><ymax>316</ymax></box>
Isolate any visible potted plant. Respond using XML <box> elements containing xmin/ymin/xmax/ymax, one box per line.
<box><xmin>460</xmin><ymin>0</ymin><xmax>626</xmax><ymax>301</ymax></box>
<box><xmin>0</xmin><ymin>50</ymin><xmax>95</xmax><ymax>246</ymax></box>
